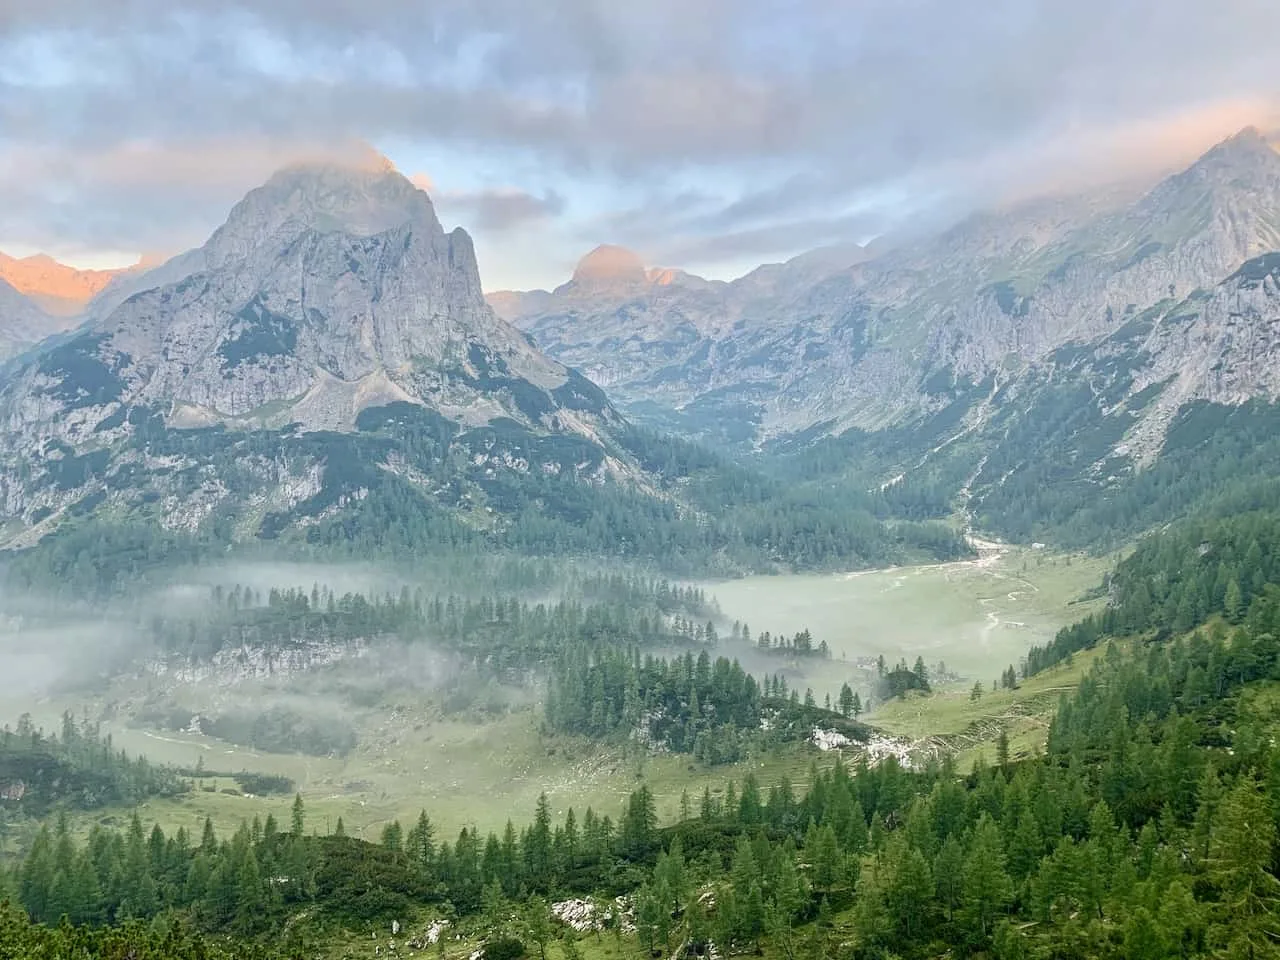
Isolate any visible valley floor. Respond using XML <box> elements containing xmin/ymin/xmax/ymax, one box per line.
<box><xmin>3</xmin><ymin>548</ymin><xmax>1107</xmax><ymax>850</ymax></box>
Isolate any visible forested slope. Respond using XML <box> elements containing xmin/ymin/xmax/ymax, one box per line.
<box><xmin>5</xmin><ymin>513</ymin><xmax>1280</xmax><ymax>959</ymax></box>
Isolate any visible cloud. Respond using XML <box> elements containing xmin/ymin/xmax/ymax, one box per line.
<box><xmin>0</xmin><ymin>135</ymin><xmax>378</xmax><ymax>257</ymax></box>
<box><xmin>436</xmin><ymin>188</ymin><xmax>566</xmax><ymax>232</ymax></box>
<box><xmin>1</xmin><ymin>0</ymin><xmax>1278</xmax><ymax>283</ymax></box>
<box><xmin>659</xmin><ymin>212</ymin><xmax>887</xmax><ymax>267</ymax></box>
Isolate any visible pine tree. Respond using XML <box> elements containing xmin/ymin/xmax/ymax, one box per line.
<box><xmin>19</xmin><ymin>826</ymin><xmax>54</xmax><ymax>922</ymax></box>
<box><xmin>810</xmin><ymin>824</ymin><xmax>842</xmax><ymax>891</ymax></box>
<box><xmin>884</xmin><ymin>838</ymin><xmax>934</xmax><ymax>940</ymax></box>
<box><xmin>407</xmin><ymin>811</ymin><xmax>434</xmax><ymax>874</ymax></box>
<box><xmin>634</xmin><ymin>882</ymin><xmax>662</xmax><ymax>955</ymax></box>
<box><xmin>996</xmin><ymin>729</ymin><xmax>1010</xmax><ymax>769</ymax></box>
<box><xmin>194</xmin><ymin>820</ymin><xmax>215</xmax><ymax>858</ymax></box>
<box><xmin>380</xmin><ymin>820</ymin><xmax>403</xmax><ymax>851</ymax></box>
<box><xmin>291</xmin><ymin>793</ymin><xmax>306</xmax><ymax>836</ymax></box>
<box><xmin>526</xmin><ymin>793</ymin><xmax>553</xmax><ymax>887</ymax></box>
<box><xmin>234</xmin><ymin>845</ymin><xmax>263</xmax><ymax>931</ymax></box>
<box><xmin>838</xmin><ymin>683</ymin><xmax>855</xmax><ymax>718</ymax></box>
<box><xmin>1121</xmin><ymin>906</ymin><xmax>1167</xmax><ymax>960</ymax></box>
<box><xmin>963</xmin><ymin>815</ymin><xmax>1012</xmax><ymax>941</ymax></box>
<box><xmin>1225</xmin><ymin>578</ymin><xmax>1245</xmax><ymax>623</ymax></box>
<box><xmin>521</xmin><ymin>898</ymin><xmax>553</xmax><ymax>960</ymax></box>
<box><xmin>1207</xmin><ymin>778</ymin><xmax>1280</xmax><ymax>957</ymax></box>
<box><xmin>934</xmin><ymin>835</ymin><xmax>965</xmax><ymax>921</ymax></box>
<box><xmin>850</xmin><ymin>864</ymin><xmax>892</xmax><ymax>954</ymax></box>
<box><xmin>654</xmin><ymin>835</ymin><xmax>689</xmax><ymax>915</ymax></box>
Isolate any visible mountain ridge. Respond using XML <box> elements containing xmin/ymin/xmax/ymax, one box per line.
<box><xmin>491</xmin><ymin>127</ymin><xmax>1280</xmax><ymax>451</ymax></box>
<box><xmin>0</xmin><ymin>251</ymin><xmax>141</xmax><ymax>317</ymax></box>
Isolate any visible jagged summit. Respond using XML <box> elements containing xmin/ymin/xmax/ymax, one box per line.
<box><xmin>204</xmin><ymin>162</ymin><xmax>440</xmax><ymax>269</ymax></box>
<box><xmin>1172</xmin><ymin>125</ymin><xmax>1280</xmax><ymax>183</ymax></box>
<box><xmin>1209</xmin><ymin>124</ymin><xmax>1273</xmax><ymax>153</ymax></box>
<box><xmin>1</xmin><ymin>161</ymin><xmax>616</xmax><ymax>439</ymax></box>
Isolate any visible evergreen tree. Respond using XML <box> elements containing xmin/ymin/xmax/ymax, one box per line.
<box><xmin>1207</xmin><ymin>778</ymin><xmax>1280</xmax><ymax>957</ymax></box>
<box><xmin>290</xmin><ymin>794</ymin><xmax>305</xmax><ymax>837</ymax></box>
<box><xmin>838</xmin><ymin>683</ymin><xmax>855</xmax><ymax>718</ymax></box>
<box><xmin>963</xmin><ymin>815</ymin><xmax>1012</xmax><ymax>942</ymax></box>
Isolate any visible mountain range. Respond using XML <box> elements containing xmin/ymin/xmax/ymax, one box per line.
<box><xmin>0</xmin><ymin>252</ymin><xmax>142</xmax><ymax>317</ymax></box>
<box><xmin>2</xmin><ymin>127</ymin><xmax>1280</xmax><ymax>563</ymax></box>
<box><xmin>493</xmin><ymin>127</ymin><xmax>1280</xmax><ymax>451</ymax></box>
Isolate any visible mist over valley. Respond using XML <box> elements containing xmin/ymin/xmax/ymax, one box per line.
<box><xmin>2</xmin><ymin>6</ymin><xmax>1280</xmax><ymax>958</ymax></box>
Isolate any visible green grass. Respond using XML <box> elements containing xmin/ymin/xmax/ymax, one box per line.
<box><xmin>869</xmin><ymin>641</ymin><xmax>1114</xmax><ymax>769</ymax></box>
<box><xmin>701</xmin><ymin>546</ymin><xmax>1111</xmax><ymax>701</ymax></box>
<box><xmin>15</xmin><ymin>682</ymin><xmax>830</xmax><ymax>846</ymax></box>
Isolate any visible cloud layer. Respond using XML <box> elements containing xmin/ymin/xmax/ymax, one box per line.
<box><xmin>1</xmin><ymin>0</ymin><xmax>1278</xmax><ymax>286</ymax></box>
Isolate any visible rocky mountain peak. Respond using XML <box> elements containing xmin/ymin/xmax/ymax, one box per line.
<box><xmin>203</xmin><ymin>161</ymin><xmax>441</xmax><ymax>272</ymax></box>
<box><xmin>0</xmin><ymin>160</ymin><xmax>617</xmax><ymax>442</ymax></box>
<box><xmin>568</xmin><ymin>245</ymin><xmax>648</xmax><ymax>289</ymax></box>
<box><xmin>1205</xmin><ymin>124</ymin><xmax>1274</xmax><ymax>157</ymax></box>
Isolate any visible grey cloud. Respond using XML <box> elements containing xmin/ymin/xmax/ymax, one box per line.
<box><xmin>1</xmin><ymin>0</ymin><xmax>1279</xmax><ymax>277</ymax></box>
<box><xmin>654</xmin><ymin>212</ymin><xmax>890</xmax><ymax>270</ymax></box>
<box><xmin>437</xmin><ymin>189</ymin><xmax>566</xmax><ymax>232</ymax></box>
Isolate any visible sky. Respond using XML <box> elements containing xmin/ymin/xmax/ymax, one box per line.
<box><xmin>0</xmin><ymin>1</ymin><xmax>1278</xmax><ymax>291</ymax></box>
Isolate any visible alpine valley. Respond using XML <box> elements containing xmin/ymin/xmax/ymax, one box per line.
<box><xmin>0</xmin><ymin>159</ymin><xmax>968</xmax><ymax>588</ymax></box>
<box><xmin>495</xmin><ymin>127</ymin><xmax>1280</xmax><ymax>545</ymax></box>
<box><xmin>5</xmin><ymin>127</ymin><xmax>1280</xmax><ymax>960</ymax></box>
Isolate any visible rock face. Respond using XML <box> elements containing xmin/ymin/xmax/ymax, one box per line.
<box><xmin>7</xmin><ymin>162</ymin><xmax>614</xmax><ymax>435</ymax></box>
<box><xmin>493</xmin><ymin>128</ymin><xmax>1280</xmax><ymax>447</ymax></box>
<box><xmin>0</xmin><ymin>161</ymin><xmax>624</xmax><ymax>543</ymax></box>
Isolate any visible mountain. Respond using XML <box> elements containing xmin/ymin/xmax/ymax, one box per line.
<box><xmin>0</xmin><ymin>251</ymin><xmax>140</xmax><ymax>317</ymax></box>
<box><xmin>48</xmin><ymin>162</ymin><xmax>616</xmax><ymax>435</ymax></box>
<box><xmin>0</xmin><ymin>161</ymin><xmax>967</xmax><ymax>577</ymax></box>
<box><xmin>494</xmin><ymin>129</ymin><xmax>1280</xmax><ymax>447</ymax></box>
<box><xmin>0</xmin><ymin>161</ymin><xmax>636</xmax><ymax>551</ymax></box>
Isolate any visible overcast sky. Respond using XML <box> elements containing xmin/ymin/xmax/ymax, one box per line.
<box><xmin>1</xmin><ymin>0</ymin><xmax>1278</xmax><ymax>290</ymax></box>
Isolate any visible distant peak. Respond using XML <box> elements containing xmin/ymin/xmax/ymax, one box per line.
<box><xmin>264</xmin><ymin>156</ymin><xmax>415</xmax><ymax>195</ymax></box>
<box><xmin>277</xmin><ymin>142</ymin><xmax>399</xmax><ymax>178</ymax></box>
<box><xmin>0</xmin><ymin>250</ymin><xmax>131</xmax><ymax>310</ymax></box>
<box><xmin>647</xmin><ymin>267</ymin><xmax>682</xmax><ymax>286</ymax></box>
<box><xmin>572</xmin><ymin>245</ymin><xmax>647</xmax><ymax>286</ymax></box>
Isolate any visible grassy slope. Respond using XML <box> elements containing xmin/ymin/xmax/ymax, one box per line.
<box><xmin>869</xmin><ymin>641</ymin><xmax>1114</xmax><ymax>769</ymax></box>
